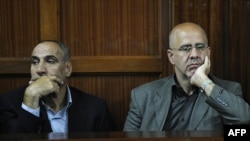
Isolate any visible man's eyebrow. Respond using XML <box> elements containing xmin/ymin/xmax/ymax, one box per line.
<box><xmin>31</xmin><ymin>55</ymin><xmax>57</xmax><ymax>60</ymax></box>
<box><xmin>44</xmin><ymin>55</ymin><xmax>59</xmax><ymax>62</ymax></box>
<box><xmin>180</xmin><ymin>43</ymin><xmax>205</xmax><ymax>47</ymax></box>
<box><xmin>31</xmin><ymin>56</ymin><xmax>38</xmax><ymax>60</ymax></box>
<box><xmin>180</xmin><ymin>44</ymin><xmax>192</xmax><ymax>47</ymax></box>
<box><xmin>195</xmin><ymin>43</ymin><xmax>205</xmax><ymax>45</ymax></box>
<box><xmin>45</xmin><ymin>55</ymin><xmax>56</xmax><ymax>58</ymax></box>
<box><xmin>45</xmin><ymin>55</ymin><xmax>58</xmax><ymax>59</ymax></box>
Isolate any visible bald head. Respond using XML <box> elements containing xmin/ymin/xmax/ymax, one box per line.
<box><xmin>169</xmin><ymin>22</ymin><xmax>208</xmax><ymax>49</ymax></box>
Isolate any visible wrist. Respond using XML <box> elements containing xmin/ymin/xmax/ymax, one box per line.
<box><xmin>200</xmin><ymin>79</ymin><xmax>212</xmax><ymax>93</ymax></box>
<box><xmin>24</xmin><ymin>90</ymin><xmax>40</xmax><ymax>109</ymax></box>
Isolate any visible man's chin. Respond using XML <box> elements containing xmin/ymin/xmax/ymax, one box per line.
<box><xmin>187</xmin><ymin>69</ymin><xmax>197</xmax><ymax>77</ymax></box>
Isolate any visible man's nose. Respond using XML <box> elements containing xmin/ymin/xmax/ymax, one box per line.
<box><xmin>189</xmin><ymin>47</ymin><xmax>199</xmax><ymax>58</ymax></box>
<box><xmin>36</xmin><ymin>61</ymin><xmax>46</xmax><ymax>74</ymax></box>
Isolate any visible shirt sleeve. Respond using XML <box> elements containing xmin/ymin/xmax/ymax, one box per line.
<box><xmin>21</xmin><ymin>103</ymin><xmax>40</xmax><ymax>117</ymax></box>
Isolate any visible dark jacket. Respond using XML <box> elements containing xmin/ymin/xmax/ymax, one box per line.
<box><xmin>0</xmin><ymin>86</ymin><xmax>112</xmax><ymax>133</ymax></box>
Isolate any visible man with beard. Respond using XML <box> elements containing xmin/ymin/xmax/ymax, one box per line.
<box><xmin>0</xmin><ymin>40</ymin><xmax>112</xmax><ymax>133</ymax></box>
<box><xmin>123</xmin><ymin>22</ymin><xmax>250</xmax><ymax>131</ymax></box>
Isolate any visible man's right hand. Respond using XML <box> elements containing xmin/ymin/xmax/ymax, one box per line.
<box><xmin>23</xmin><ymin>76</ymin><xmax>63</xmax><ymax>109</ymax></box>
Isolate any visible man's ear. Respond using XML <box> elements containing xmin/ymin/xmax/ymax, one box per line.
<box><xmin>167</xmin><ymin>49</ymin><xmax>175</xmax><ymax>65</ymax></box>
<box><xmin>65</xmin><ymin>61</ymin><xmax>72</xmax><ymax>77</ymax></box>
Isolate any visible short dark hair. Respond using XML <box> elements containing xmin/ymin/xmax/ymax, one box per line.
<box><xmin>38</xmin><ymin>40</ymin><xmax>71</xmax><ymax>61</ymax></box>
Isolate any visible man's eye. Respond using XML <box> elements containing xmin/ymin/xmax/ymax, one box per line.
<box><xmin>196</xmin><ymin>44</ymin><xmax>205</xmax><ymax>49</ymax></box>
<box><xmin>47</xmin><ymin>59</ymin><xmax>56</xmax><ymax>64</ymax></box>
<box><xmin>180</xmin><ymin>45</ymin><xmax>192</xmax><ymax>51</ymax></box>
<box><xmin>31</xmin><ymin>59</ymin><xmax>39</xmax><ymax>65</ymax></box>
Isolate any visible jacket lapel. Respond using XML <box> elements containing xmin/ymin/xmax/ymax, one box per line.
<box><xmin>152</xmin><ymin>76</ymin><xmax>210</xmax><ymax>130</ymax></box>
<box><xmin>68</xmin><ymin>104</ymin><xmax>80</xmax><ymax>131</ymax></box>
<box><xmin>188</xmin><ymin>92</ymin><xmax>209</xmax><ymax>130</ymax></box>
<box><xmin>153</xmin><ymin>79</ymin><xmax>173</xmax><ymax>130</ymax></box>
<box><xmin>67</xmin><ymin>92</ymin><xmax>85</xmax><ymax>132</ymax></box>
<box><xmin>39</xmin><ymin>105</ymin><xmax>52</xmax><ymax>133</ymax></box>
<box><xmin>188</xmin><ymin>74</ymin><xmax>216</xmax><ymax>130</ymax></box>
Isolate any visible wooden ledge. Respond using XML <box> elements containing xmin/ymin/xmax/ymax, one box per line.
<box><xmin>0</xmin><ymin>56</ymin><xmax>162</xmax><ymax>74</ymax></box>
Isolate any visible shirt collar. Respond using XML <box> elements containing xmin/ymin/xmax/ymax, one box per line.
<box><xmin>65</xmin><ymin>85</ymin><xmax>72</xmax><ymax>109</ymax></box>
<box><xmin>42</xmin><ymin>85</ymin><xmax>72</xmax><ymax>112</ymax></box>
<box><xmin>171</xmin><ymin>74</ymin><xmax>199</xmax><ymax>96</ymax></box>
<box><xmin>172</xmin><ymin>74</ymin><xmax>181</xmax><ymax>88</ymax></box>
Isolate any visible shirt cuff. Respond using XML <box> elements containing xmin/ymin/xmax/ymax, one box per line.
<box><xmin>21</xmin><ymin>103</ymin><xmax>40</xmax><ymax>117</ymax></box>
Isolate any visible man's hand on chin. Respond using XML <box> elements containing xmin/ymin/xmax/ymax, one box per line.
<box><xmin>190</xmin><ymin>56</ymin><xmax>210</xmax><ymax>87</ymax></box>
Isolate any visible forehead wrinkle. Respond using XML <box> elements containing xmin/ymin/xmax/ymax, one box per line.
<box><xmin>31</xmin><ymin>43</ymin><xmax>63</xmax><ymax>60</ymax></box>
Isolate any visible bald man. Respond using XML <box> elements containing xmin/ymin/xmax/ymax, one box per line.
<box><xmin>123</xmin><ymin>22</ymin><xmax>250</xmax><ymax>131</ymax></box>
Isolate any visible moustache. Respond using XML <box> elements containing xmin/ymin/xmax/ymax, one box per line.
<box><xmin>187</xmin><ymin>59</ymin><xmax>203</xmax><ymax>67</ymax></box>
